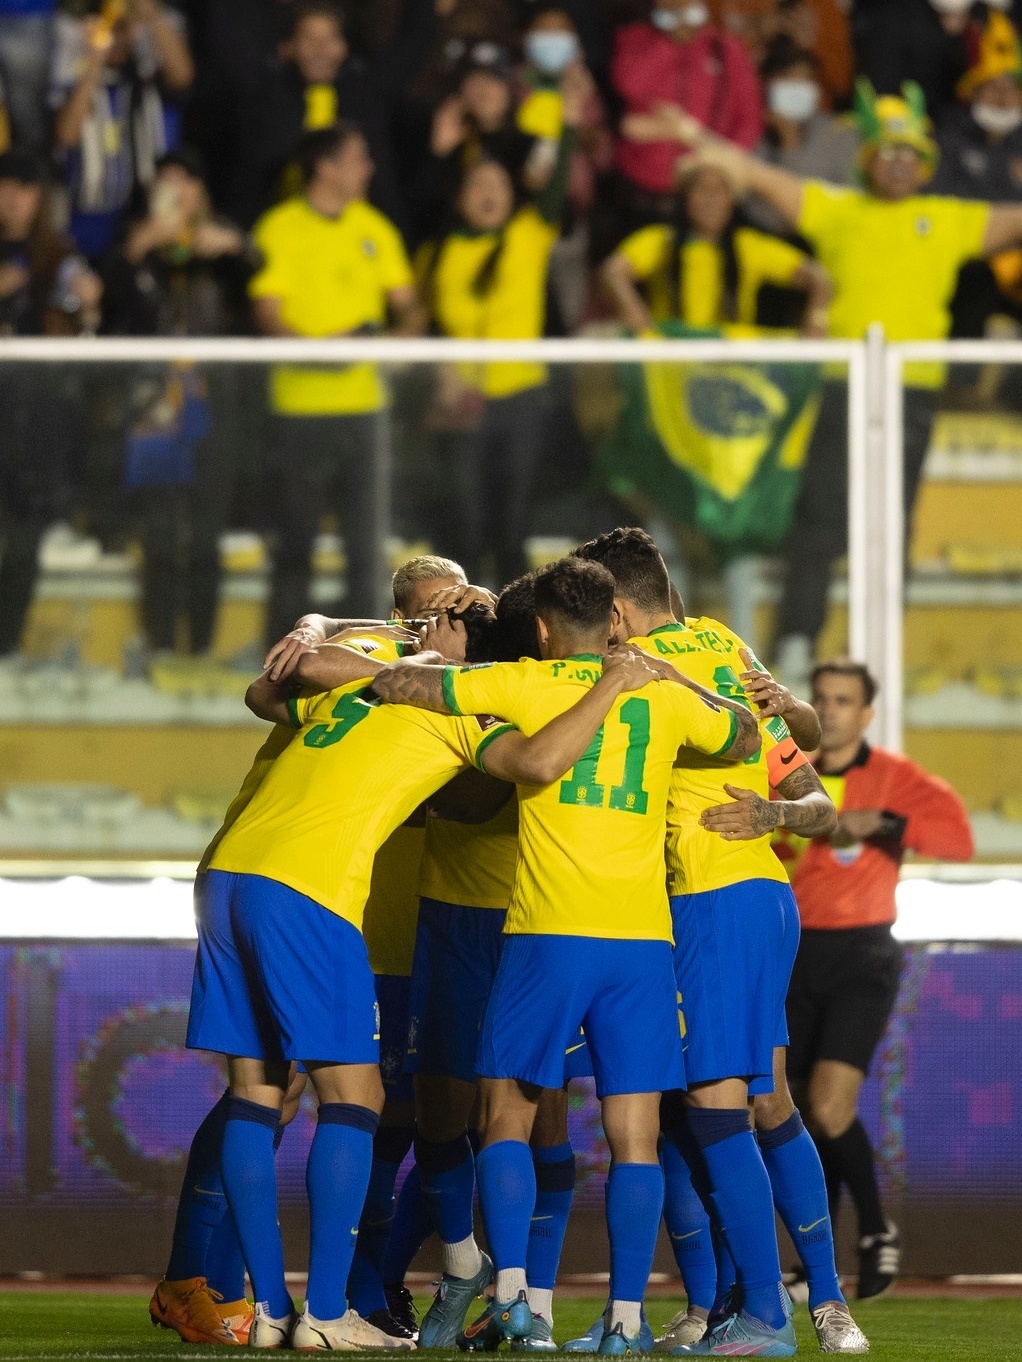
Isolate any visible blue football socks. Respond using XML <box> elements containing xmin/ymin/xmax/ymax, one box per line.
<box><xmin>661</xmin><ymin>1130</ymin><xmax>716</xmax><ymax>1312</ymax></box>
<box><xmin>527</xmin><ymin>1141</ymin><xmax>575</xmax><ymax>1290</ymax></box>
<box><xmin>383</xmin><ymin>1163</ymin><xmax>434</xmax><ymax>1286</ymax></box>
<box><xmin>476</xmin><ymin>1139</ymin><xmax>536</xmax><ymax>1275</ymax></box>
<box><xmin>347</xmin><ymin>1124</ymin><xmax>413</xmax><ymax>1317</ymax></box>
<box><xmin>166</xmin><ymin>1092</ymin><xmax>230</xmax><ymax>1282</ymax></box>
<box><xmin>306</xmin><ymin>1103</ymin><xmax>379</xmax><ymax>1321</ymax></box>
<box><xmin>220</xmin><ymin>1096</ymin><xmax>291</xmax><ymax>1319</ymax></box>
<box><xmin>605</xmin><ymin>1162</ymin><xmax>664</xmax><ymax>1306</ymax></box>
<box><xmin>758</xmin><ymin>1112</ymin><xmax>843</xmax><ymax>1308</ymax></box>
<box><xmin>686</xmin><ymin>1107</ymin><xmax>786</xmax><ymax>1331</ymax></box>
<box><xmin>415</xmin><ymin>1132</ymin><xmax>477</xmax><ymax>1253</ymax></box>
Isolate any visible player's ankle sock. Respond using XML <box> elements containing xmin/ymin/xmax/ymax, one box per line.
<box><xmin>527</xmin><ymin>1141</ymin><xmax>575</xmax><ymax>1299</ymax></box>
<box><xmin>383</xmin><ymin>1162</ymin><xmax>434</xmax><ymax>1285</ymax></box>
<box><xmin>476</xmin><ymin>1139</ymin><xmax>535</xmax><ymax>1282</ymax></box>
<box><xmin>166</xmin><ymin>1092</ymin><xmax>230</xmax><ymax>1280</ymax></box>
<box><xmin>604</xmin><ymin>1163</ymin><xmax>664</xmax><ymax>1308</ymax></box>
<box><xmin>206</xmin><ymin>1116</ymin><xmax>285</xmax><ymax>1301</ymax></box>
<box><xmin>758</xmin><ymin>1113</ymin><xmax>843</xmax><ymax>1309</ymax></box>
<box><xmin>495</xmin><ymin>1267</ymin><xmax>528</xmax><ymax>1300</ymax></box>
<box><xmin>415</xmin><ymin>1132</ymin><xmax>479</xmax><ymax>1275</ymax></box>
<box><xmin>220</xmin><ymin>1097</ymin><xmax>291</xmax><ymax>1318</ymax></box>
<box><xmin>608</xmin><ymin>1301</ymin><xmax>642</xmax><ymax>1338</ymax></box>
<box><xmin>661</xmin><ymin>1128</ymin><xmax>716</xmax><ymax>1312</ymax></box>
<box><xmin>813</xmin><ymin>1119</ymin><xmax>886</xmax><ymax>1238</ymax></box>
<box><xmin>686</xmin><ymin>1108</ymin><xmax>786</xmax><ymax>1331</ymax></box>
<box><xmin>306</xmin><ymin>1103</ymin><xmax>379</xmax><ymax>1320</ymax></box>
<box><xmin>527</xmin><ymin>1287</ymin><xmax>554</xmax><ymax>1328</ymax></box>
<box><xmin>346</xmin><ymin>1125</ymin><xmax>412</xmax><ymax>1317</ymax></box>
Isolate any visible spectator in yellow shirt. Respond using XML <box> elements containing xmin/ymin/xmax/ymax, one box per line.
<box><xmin>600</xmin><ymin>162</ymin><xmax>831</xmax><ymax>335</ymax></box>
<box><xmin>628</xmin><ymin>80</ymin><xmax>1022</xmax><ymax>685</ymax></box>
<box><xmin>418</xmin><ymin>61</ymin><xmax>591</xmax><ymax>588</ymax></box>
<box><xmin>249</xmin><ymin>122</ymin><xmax>422</xmax><ymax>639</ymax></box>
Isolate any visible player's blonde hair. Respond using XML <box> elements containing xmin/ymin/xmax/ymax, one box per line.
<box><xmin>391</xmin><ymin>555</ymin><xmax>466</xmax><ymax>612</ymax></box>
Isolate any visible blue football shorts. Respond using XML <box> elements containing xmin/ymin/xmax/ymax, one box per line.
<box><xmin>477</xmin><ymin>933</ymin><xmax>683</xmax><ymax>1098</ymax></box>
<box><xmin>186</xmin><ymin>869</ymin><xmax>380</xmax><ymax>1066</ymax></box>
<box><xmin>406</xmin><ymin>898</ymin><xmax>507</xmax><ymax>1083</ymax></box>
<box><xmin>670</xmin><ymin>878</ymin><xmax>800</xmax><ymax>1095</ymax></box>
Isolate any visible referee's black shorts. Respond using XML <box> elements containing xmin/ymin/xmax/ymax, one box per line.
<box><xmin>785</xmin><ymin>924</ymin><xmax>904</xmax><ymax>1081</ymax></box>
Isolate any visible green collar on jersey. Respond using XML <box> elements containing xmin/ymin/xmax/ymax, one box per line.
<box><xmin>646</xmin><ymin>621</ymin><xmax>685</xmax><ymax>636</ymax></box>
<box><xmin>564</xmin><ymin>652</ymin><xmax>604</xmax><ymax>662</ymax></box>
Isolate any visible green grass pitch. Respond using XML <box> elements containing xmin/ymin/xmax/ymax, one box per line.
<box><xmin>2</xmin><ymin>1293</ymin><xmax>1021</xmax><ymax>1361</ymax></box>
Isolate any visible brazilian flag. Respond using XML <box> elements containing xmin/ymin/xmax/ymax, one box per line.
<box><xmin>598</xmin><ymin>322</ymin><xmax>821</xmax><ymax>558</ymax></box>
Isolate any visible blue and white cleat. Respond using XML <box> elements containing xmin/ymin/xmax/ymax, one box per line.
<box><xmin>562</xmin><ymin>1313</ymin><xmax>607</xmax><ymax>1354</ymax></box>
<box><xmin>598</xmin><ymin>1322</ymin><xmax>650</xmax><ymax>1356</ymax></box>
<box><xmin>510</xmin><ymin>1314</ymin><xmax>557</xmax><ymax>1351</ymax></box>
<box><xmin>670</xmin><ymin>1308</ymin><xmax>796</xmax><ymax>1357</ymax></box>
<box><xmin>458</xmin><ymin>1291</ymin><xmax>533</xmax><ymax>1351</ymax></box>
<box><xmin>565</xmin><ymin>1310</ymin><xmax>656</xmax><ymax>1354</ymax></box>
<box><xmin>419</xmin><ymin>1252</ymin><xmax>494</xmax><ymax>1348</ymax></box>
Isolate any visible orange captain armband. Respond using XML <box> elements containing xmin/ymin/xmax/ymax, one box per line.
<box><xmin>767</xmin><ymin>735</ymin><xmax>809</xmax><ymax>789</ymax></box>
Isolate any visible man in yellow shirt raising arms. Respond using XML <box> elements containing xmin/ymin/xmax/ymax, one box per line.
<box><xmin>250</xmin><ymin>121</ymin><xmax>423</xmax><ymax>639</ymax></box>
<box><xmin>372</xmin><ymin>557</ymin><xmax>760</xmax><ymax>1355</ymax></box>
<box><xmin>627</xmin><ymin>81</ymin><xmax>1022</xmax><ymax>684</ymax></box>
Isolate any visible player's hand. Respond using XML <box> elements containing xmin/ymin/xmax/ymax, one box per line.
<box><xmin>738</xmin><ymin>647</ymin><xmax>792</xmax><ymax>718</ymax></box>
<box><xmin>421</xmin><ymin>583</ymin><xmax>497</xmax><ymax>616</ymax></box>
<box><xmin>700</xmin><ymin>783</ymin><xmax>779</xmax><ymax>840</ymax></box>
<box><xmin>830</xmin><ymin>809</ymin><xmax>886</xmax><ymax>847</ymax></box>
<box><xmin>600</xmin><ymin>647</ymin><xmax>660</xmax><ymax>692</ymax></box>
<box><xmin>263</xmin><ymin>626</ymin><xmax>324</xmax><ymax>682</ymax></box>
<box><xmin>332</xmin><ymin>622</ymin><xmax>420</xmax><ymax>646</ymax></box>
<box><xmin>419</xmin><ymin>613</ymin><xmax>468</xmax><ymax>662</ymax></box>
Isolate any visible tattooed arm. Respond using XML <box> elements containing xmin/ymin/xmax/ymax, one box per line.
<box><xmin>371</xmin><ymin>658</ymin><xmax>452</xmax><ymax>711</ymax></box>
<box><xmin>699</xmin><ymin>763</ymin><xmax>836</xmax><ymax>841</ymax></box>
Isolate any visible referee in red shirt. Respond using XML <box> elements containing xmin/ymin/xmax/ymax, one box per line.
<box><xmin>775</xmin><ymin>660</ymin><xmax>973</xmax><ymax>1299</ymax></box>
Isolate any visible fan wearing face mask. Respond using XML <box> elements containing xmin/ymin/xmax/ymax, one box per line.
<box><xmin>610</xmin><ymin>0</ymin><xmax>762</xmax><ymax>228</ymax></box>
<box><xmin>516</xmin><ymin>3</ymin><xmax>613</xmax><ymax>332</ymax></box>
<box><xmin>931</xmin><ymin>10</ymin><xmax>1022</xmax><ymax>343</ymax></box>
<box><xmin>745</xmin><ymin>38</ymin><xmax>858</xmax><ymax>237</ymax></box>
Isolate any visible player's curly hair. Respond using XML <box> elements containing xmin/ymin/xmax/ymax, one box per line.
<box><xmin>489</xmin><ymin>573</ymin><xmax>541</xmax><ymax>661</ymax></box>
<box><xmin>571</xmin><ymin>527</ymin><xmax>672</xmax><ymax>614</ymax></box>
<box><xmin>533</xmin><ymin>557</ymin><xmax>615</xmax><ymax>634</ymax></box>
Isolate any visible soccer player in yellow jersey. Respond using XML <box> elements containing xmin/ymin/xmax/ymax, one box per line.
<box><xmin>372</xmin><ymin>557</ymin><xmax>760</xmax><ymax>1354</ymax></box>
<box><xmin>185</xmin><ymin>598</ymin><xmax>658</xmax><ymax>1351</ymax></box>
<box><xmin>572</xmin><ymin>528</ymin><xmax>866</xmax><ymax>1357</ymax></box>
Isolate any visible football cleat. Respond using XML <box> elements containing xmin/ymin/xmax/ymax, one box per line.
<box><xmin>148</xmin><ymin>1276</ymin><xmax>241</xmax><ymax>1345</ymax></box>
<box><xmin>250</xmin><ymin>1301</ymin><xmax>299</xmax><ymax>1349</ymax></box>
<box><xmin>367</xmin><ymin>1307</ymin><xmax>418</xmax><ymax>1342</ymax></box>
<box><xmin>292</xmin><ymin>1305</ymin><xmax>417</xmax><ymax>1350</ymax></box>
<box><xmin>215</xmin><ymin>1296</ymin><xmax>254</xmax><ymax>1346</ymax></box>
<box><xmin>565</xmin><ymin>1309</ymin><xmax>655</xmax><ymax>1353</ymax></box>
<box><xmin>459</xmin><ymin>1290</ymin><xmax>533</xmax><ymax>1351</ymax></box>
<box><xmin>654</xmin><ymin>1308</ymin><xmax>707</xmax><ymax>1351</ymax></box>
<box><xmin>419</xmin><ymin>1252</ymin><xmax>495</xmax><ymax>1348</ymax></box>
<box><xmin>856</xmin><ymin>1223</ymin><xmax>900</xmax><ymax>1301</ymax></box>
<box><xmin>385</xmin><ymin>1283</ymin><xmax>420</xmax><ymax>1339</ymax></box>
<box><xmin>811</xmin><ymin>1302</ymin><xmax>870</xmax><ymax>1354</ymax></box>
<box><xmin>511</xmin><ymin>1314</ymin><xmax>557</xmax><ymax>1351</ymax></box>
<box><xmin>598</xmin><ymin>1321</ymin><xmax>649</xmax><ymax>1356</ymax></box>
<box><xmin>671</xmin><ymin>1308</ymin><xmax>796</xmax><ymax>1357</ymax></box>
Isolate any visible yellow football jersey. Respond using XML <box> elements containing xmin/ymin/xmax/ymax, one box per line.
<box><xmin>443</xmin><ymin>656</ymin><xmax>737</xmax><ymax>940</ymax></box>
<box><xmin>418</xmin><ymin>796</ymin><xmax>519</xmax><ymax>911</ymax></box>
<box><xmin>633</xmin><ymin>617</ymin><xmax>802</xmax><ymax>897</ymax></box>
<box><xmin>363</xmin><ymin>823</ymin><xmax>425</xmax><ymax>977</ymax></box>
<box><xmin>197</xmin><ymin>634</ymin><xmax>404</xmax><ymax>875</ymax></box>
<box><xmin>209</xmin><ymin>682</ymin><xmax>512</xmax><ymax>928</ymax></box>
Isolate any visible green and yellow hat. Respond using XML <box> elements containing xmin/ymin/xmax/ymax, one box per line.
<box><xmin>957</xmin><ymin>11</ymin><xmax>1022</xmax><ymax>101</ymax></box>
<box><xmin>853</xmin><ymin>78</ymin><xmax>938</xmax><ymax>182</ymax></box>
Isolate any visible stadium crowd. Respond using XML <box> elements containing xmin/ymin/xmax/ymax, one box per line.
<box><xmin>3</xmin><ymin>0</ymin><xmax>1022</xmax><ymax>676</ymax></box>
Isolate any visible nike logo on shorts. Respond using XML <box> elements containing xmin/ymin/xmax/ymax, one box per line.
<box><xmin>798</xmin><ymin>1217</ymin><xmax>827</xmax><ymax>1233</ymax></box>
